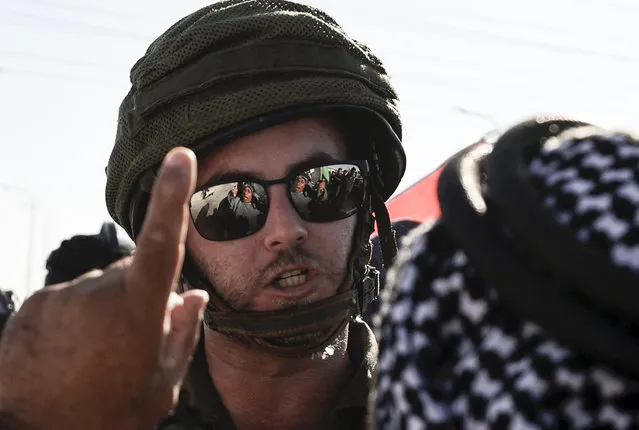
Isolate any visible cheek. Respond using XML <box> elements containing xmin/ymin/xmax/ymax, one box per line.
<box><xmin>186</xmin><ymin>225</ymin><xmax>244</xmax><ymax>280</ymax></box>
<box><xmin>187</xmin><ymin>224</ymin><xmax>259</xmax><ymax>276</ymax></box>
<box><xmin>186</xmin><ymin>224</ymin><xmax>204</xmax><ymax>253</ymax></box>
<box><xmin>308</xmin><ymin>215</ymin><xmax>358</xmax><ymax>263</ymax></box>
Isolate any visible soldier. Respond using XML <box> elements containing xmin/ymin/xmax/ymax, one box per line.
<box><xmin>0</xmin><ymin>1</ymin><xmax>406</xmax><ymax>429</ymax></box>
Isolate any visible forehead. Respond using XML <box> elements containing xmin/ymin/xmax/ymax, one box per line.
<box><xmin>197</xmin><ymin>117</ymin><xmax>346</xmax><ymax>185</ymax></box>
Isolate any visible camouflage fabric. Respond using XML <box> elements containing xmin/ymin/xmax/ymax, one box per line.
<box><xmin>105</xmin><ymin>0</ymin><xmax>402</xmax><ymax>236</ymax></box>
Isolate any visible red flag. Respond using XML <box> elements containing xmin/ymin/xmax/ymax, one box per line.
<box><xmin>371</xmin><ymin>167</ymin><xmax>443</xmax><ymax>238</ymax></box>
<box><xmin>374</xmin><ymin>136</ymin><xmax>495</xmax><ymax>236</ymax></box>
<box><xmin>385</xmin><ymin>167</ymin><xmax>442</xmax><ymax>224</ymax></box>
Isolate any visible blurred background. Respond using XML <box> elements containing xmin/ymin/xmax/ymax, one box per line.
<box><xmin>1</xmin><ymin>0</ymin><xmax>636</xmax><ymax>299</ymax></box>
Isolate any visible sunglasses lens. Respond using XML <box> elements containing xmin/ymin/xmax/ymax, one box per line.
<box><xmin>289</xmin><ymin>163</ymin><xmax>367</xmax><ymax>223</ymax></box>
<box><xmin>190</xmin><ymin>181</ymin><xmax>268</xmax><ymax>241</ymax></box>
<box><xmin>190</xmin><ymin>162</ymin><xmax>367</xmax><ymax>242</ymax></box>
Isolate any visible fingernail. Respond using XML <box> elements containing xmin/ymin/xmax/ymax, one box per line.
<box><xmin>163</xmin><ymin>148</ymin><xmax>190</xmax><ymax>171</ymax></box>
<box><xmin>198</xmin><ymin>291</ymin><xmax>209</xmax><ymax>320</ymax></box>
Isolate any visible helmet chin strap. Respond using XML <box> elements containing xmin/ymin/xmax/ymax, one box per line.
<box><xmin>180</xmin><ymin>250</ymin><xmax>361</xmax><ymax>358</ymax></box>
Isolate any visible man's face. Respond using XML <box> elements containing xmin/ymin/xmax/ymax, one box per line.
<box><xmin>242</xmin><ymin>185</ymin><xmax>253</xmax><ymax>202</ymax></box>
<box><xmin>295</xmin><ymin>177</ymin><xmax>306</xmax><ymax>193</ymax></box>
<box><xmin>188</xmin><ymin>117</ymin><xmax>357</xmax><ymax>312</ymax></box>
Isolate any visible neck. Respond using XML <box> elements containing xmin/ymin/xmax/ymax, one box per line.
<box><xmin>204</xmin><ymin>324</ymin><xmax>353</xmax><ymax>430</ymax></box>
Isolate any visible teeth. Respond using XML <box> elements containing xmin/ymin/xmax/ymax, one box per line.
<box><xmin>278</xmin><ymin>269</ymin><xmax>304</xmax><ymax>279</ymax></box>
<box><xmin>274</xmin><ymin>273</ymin><xmax>307</xmax><ymax>288</ymax></box>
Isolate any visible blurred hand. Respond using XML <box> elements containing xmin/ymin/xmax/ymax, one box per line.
<box><xmin>0</xmin><ymin>148</ymin><xmax>209</xmax><ymax>430</ymax></box>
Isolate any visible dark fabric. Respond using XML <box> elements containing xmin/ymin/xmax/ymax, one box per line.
<box><xmin>0</xmin><ymin>290</ymin><xmax>16</xmax><ymax>337</ymax></box>
<box><xmin>363</xmin><ymin>219</ymin><xmax>421</xmax><ymax>326</ymax></box>
<box><xmin>158</xmin><ymin>318</ymin><xmax>376</xmax><ymax>430</ymax></box>
<box><xmin>44</xmin><ymin>222</ymin><xmax>133</xmax><ymax>286</ymax></box>
<box><xmin>375</xmin><ymin>122</ymin><xmax>639</xmax><ymax>428</ymax></box>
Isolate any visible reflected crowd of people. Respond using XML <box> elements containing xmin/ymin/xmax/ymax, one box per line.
<box><xmin>192</xmin><ymin>163</ymin><xmax>367</xmax><ymax>241</ymax></box>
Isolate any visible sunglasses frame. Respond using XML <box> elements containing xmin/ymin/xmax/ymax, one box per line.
<box><xmin>189</xmin><ymin>159</ymin><xmax>370</xmax><ymax>241</ymax></box>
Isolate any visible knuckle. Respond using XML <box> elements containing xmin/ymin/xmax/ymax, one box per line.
<box><xmin>18</xmin><ymin>288</ymin><xmax>51</xmax><ymax>313</ymax></box>
<box><xmin>71</xmin><ymin>268</ymin><xmax>105</xmax><ymax>284</ymax></box>
<box><xmin>155</xmin><ymin>175</ymin><xmax>181</xmax><ymax>202</ymax></box>
<box><xmin>139</xmin><ymin>227</ymin><xmax>169</xmax><ymax>249</ymax></box>
<box><xmin>105</xmin><ymin>255</ymin><xmax>134</xmax><ymax>271</ymax></box>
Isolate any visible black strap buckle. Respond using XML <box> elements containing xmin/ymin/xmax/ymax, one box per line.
<box><xmin>358</xmin><ymin>266</ymin><xmax>380</xmax><ymax>315</ymax></box>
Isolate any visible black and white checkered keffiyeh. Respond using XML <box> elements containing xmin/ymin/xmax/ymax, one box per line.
<box><xmin>375</xmin><ymin>129</ymin><xmax>639</xmax><ymax>429</ymax></box>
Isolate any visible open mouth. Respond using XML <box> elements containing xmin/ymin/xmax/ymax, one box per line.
<box><xmin>272</xmin><ymin>269</ymin><xmax>309</xmax><ymax>288</ymax></box>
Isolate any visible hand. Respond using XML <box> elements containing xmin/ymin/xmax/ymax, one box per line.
<box><xmin>0</xmin><ymin>148</ymin><xmax>209</xmax><ymax>430</ymax></box>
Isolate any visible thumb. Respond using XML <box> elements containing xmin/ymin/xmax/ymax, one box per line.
<box><xmin>161</xmin><ymin>290</ymin><xmax>209</xmax><ymax>388</ymax></box>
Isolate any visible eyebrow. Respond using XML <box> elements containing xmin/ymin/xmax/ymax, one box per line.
<box><xmin>202</xmin><ymin>152</ymin><xmax>342</xmax><ymax>185</ymax></box>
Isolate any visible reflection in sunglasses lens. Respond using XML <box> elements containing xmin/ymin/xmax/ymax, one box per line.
<box><xmin>190</xmin><ymin>163</ymin><xmax>367</xmax><ymax>241</ymax></box>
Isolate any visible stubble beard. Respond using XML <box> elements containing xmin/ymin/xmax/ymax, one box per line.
<box><xmin>196</xmin><ymin>247</ymin><xmax>349</xmax><ymax>347</ymax></box>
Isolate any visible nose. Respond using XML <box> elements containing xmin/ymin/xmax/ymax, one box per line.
<box><xmin>262</xmin><ymin>186</ymin><xmax>308</xmax><ymax>252</ymax></box>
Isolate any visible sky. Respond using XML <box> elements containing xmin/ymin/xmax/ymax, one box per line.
<box><xmin>1</xmin><ymin>0</ymin><xmax>637</xmax><ymax>299</ymax></box>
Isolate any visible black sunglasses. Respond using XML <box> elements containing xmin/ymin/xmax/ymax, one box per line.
<box><xmin>189</xmin><ymin>160</ymin><xmax>369</xmax><ymax>241</ymax></box>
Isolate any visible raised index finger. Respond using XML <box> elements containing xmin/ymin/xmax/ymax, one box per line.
<box><xmin>126</xmin><ymin>147</ymin><xmax>197</xmax><ymax>312</ymax></box>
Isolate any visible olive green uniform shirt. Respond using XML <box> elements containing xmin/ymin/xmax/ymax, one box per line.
<box><xmin>157</xmin><ymin>318</ymin><xmax>377</xmax><ymax>430</ymax></box>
